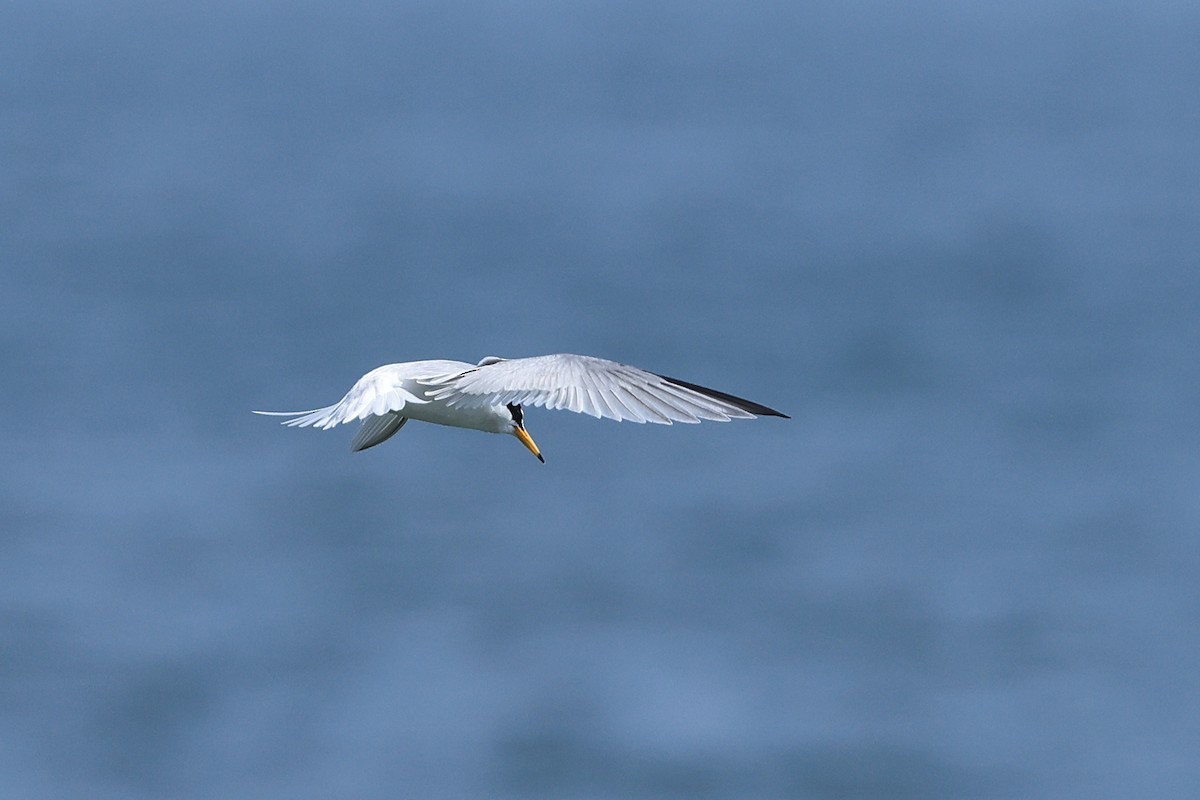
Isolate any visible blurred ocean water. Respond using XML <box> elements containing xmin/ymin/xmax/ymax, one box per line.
<box><xmin>3</xmin><ymin>2</ymin><xmax>1199</xmax><ymax>798</ymax></box>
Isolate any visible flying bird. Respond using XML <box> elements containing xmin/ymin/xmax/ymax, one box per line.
<box><xmin>254</xmin><ymin>353</ymin><xmax>788</xmax><ymax>462</ymax></box>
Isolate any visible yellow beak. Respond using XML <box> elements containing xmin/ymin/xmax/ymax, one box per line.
<box><xmin>514</xmin><ymin>426</ymin><xmax>544</xmax><ymax>463</ymax></box>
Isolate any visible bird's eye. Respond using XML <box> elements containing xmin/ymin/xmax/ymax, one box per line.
<box><xmin>506</xmin><ymin>403</ymin><xmax>523</xmax><ymax>424</ymax></box>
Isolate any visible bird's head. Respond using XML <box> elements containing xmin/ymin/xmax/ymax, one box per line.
<box><xmin>507</xmin><ymin>403</ymin><xmax>544</xmax><ymax>463</ymax></box>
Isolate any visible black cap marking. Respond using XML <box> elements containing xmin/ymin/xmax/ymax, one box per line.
<box><xmin>506</xmin><ymin>403</ymin><xmax>525</xmax><ymax>426</ymax></box>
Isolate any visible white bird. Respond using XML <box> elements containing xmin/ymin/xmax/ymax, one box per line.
<box><xmin>254</xmin><ymin>353</ymin><xmax>788</xmax><ymax>462</ymax></box>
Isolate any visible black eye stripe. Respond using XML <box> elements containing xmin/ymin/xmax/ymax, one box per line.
<box><xmin>506</xmin><ymin>403</ymin><xmax>523</xmax><ymax>424</ymax></box>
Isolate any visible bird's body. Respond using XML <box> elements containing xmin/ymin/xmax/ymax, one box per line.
<box><xmin>255</xmin><ymin>353</ymin><xmax>787</xmax><ymax>461</ymax></box>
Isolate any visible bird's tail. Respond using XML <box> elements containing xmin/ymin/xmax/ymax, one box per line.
<box><xmin>252</xmin><ymin>406</ymin><xmax>341</xmax><ymax>428</ymax></box>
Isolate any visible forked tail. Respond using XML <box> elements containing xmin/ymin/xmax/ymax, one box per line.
<box><xmin>252</xmin><ymin>406</ymin><xmax>341</xmax><ymax>428</ymax></box>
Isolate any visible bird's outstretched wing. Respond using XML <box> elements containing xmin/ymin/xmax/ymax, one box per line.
<box><xmin>422</xmin><ymin>354</ymin><xmax>788</xmax><ymax>424</ymax></box>
<box><xmin>253</xmin><ymin>365</ymin><xmax>429</xmax><ymax>430</ymax></box>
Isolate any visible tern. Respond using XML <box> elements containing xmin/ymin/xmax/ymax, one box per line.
<box><xmin>254</xmin><ymin>353</ymin><xmax>788</xmax><ymax>462</ymax></box>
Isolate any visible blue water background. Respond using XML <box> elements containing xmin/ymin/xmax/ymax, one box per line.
<box><xmin>3</xmin><ymin>2</ymin><xmax>1199</xmax><ymax>797</ymax></box>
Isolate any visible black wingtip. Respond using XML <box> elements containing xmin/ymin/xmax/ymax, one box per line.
<box><xmin>655</xmin><ymin>374</ymin><xmax>789</xmax><ymax>418</ymax></box>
